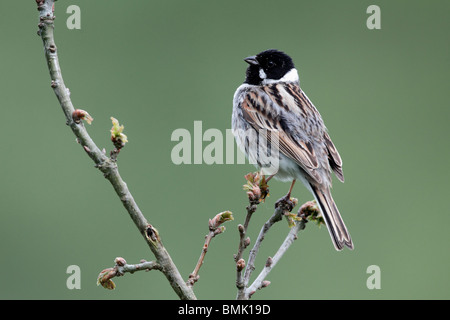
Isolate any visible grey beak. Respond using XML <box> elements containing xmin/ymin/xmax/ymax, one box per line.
<box><xmin>244</xmin><ymin>55</ymin><xmax>259</xmax><ymax>66</ymax></box>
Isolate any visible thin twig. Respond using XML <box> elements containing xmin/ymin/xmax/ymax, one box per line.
<box><xmin>36</xmin><ymin>0</ymin><xmax>195</xmax><ymax>300</ymax></box>
<box><xmin>245</xmin><ymin>218</ymin><xmax>306</xmax><ymax>298</ymax></box>
<box><xmin>243</xmin><ymin>205</ymin><xmax>285</xmax><ymax>287</ymax></box>
<box><xmin>234</xmin><ymin>201</ymin><xmax>258</xmax><ymax>291</ymax></box>
<box><xmin>97</xmin><ymin>257</ymin><xmax>162</xmax><ymax>290</ymax></box>
<box><xmin>117</xmin><ymin>260</ymin><xmax>162</xmax><ymax>275</ymax></box>
<box><xmin>235</xmin><ymin>172</ymin><xmax>268</xmax><ymax>297</ymax></box>
<box><xmin>188</xmin><ymin>211</ymin><xmax>233</xmax><ymax>287</ymax></box>
<box><xmin>187</xmin><ymin>230</ymin><xmax>215</xmax><ymax>287</ymax></box>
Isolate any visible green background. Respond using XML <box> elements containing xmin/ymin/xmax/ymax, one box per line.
<box><xmin>1</xmin><ymin>0</ymin><xmax>449</xmax><ymax>299</ymax></box>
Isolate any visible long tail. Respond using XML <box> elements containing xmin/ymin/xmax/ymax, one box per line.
<box><xmin>310</xmin><ymin>184</ymin><xmax>353</xmax><ymax>251</ymax></box>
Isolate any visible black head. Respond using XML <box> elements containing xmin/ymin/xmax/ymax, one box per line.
<box><xmin>244</xmin><ymin>49</ymin><xmax>296</xmax><ymax>85</ymax></box>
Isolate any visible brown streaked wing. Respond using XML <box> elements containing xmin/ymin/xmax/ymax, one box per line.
<box><xmin>241</xmin><ymin>92</ymin><xmax>323</xmax><ymax>184</ymax></box>
<box><xmin>283</xmin><ymin>83</ymin><xmax>345</xmax><ymax>184</ymax></box>
<box><xmin>324</xmin><ymin>131</ymin><xmax>345</xmax><ymax>182</ymax></box>
<box><xmin>284</xmin><ymin>82</ymin><xmax>317</xmax><ymax>115</ymax></box>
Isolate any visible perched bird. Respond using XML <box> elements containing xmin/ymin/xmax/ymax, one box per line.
<box><xmin>232</xmin><ymin>49</ymin><xmax>353</xmax><ymax>250</ymax></box>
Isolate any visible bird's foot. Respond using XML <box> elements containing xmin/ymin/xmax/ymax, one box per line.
<box><xmin>275</xmin><ymin>194</ymin><xmax>295</xmax><ymax>212</ymax></box>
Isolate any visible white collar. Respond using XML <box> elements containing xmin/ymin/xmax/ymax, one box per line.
<box><xmin>261</xmin><ymin>68</ymin><xmax>299</xmax><ymax>85</ymax></box>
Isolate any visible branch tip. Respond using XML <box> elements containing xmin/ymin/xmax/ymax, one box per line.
<box><xmin>243</xmin><ymin>172</ymin><xmax>269</xmax><ymax>204</ymax></box>
<box><xmin>298</xmin><ymin>200</ymin><xmax>324</xmax><ymax>226</ymax></box>
<box><xmin>96</xmin><ymin>268</ymin><xmax>116</xmax><ymax>290</ymax></box>
<box><xmin>110</xmin><ymin>117</ymin><xmax>128</xmax><ymax>150</ymax></box>
<box><xmin>114</xmin><ymin>257</ymin><xmax>127</xmax><ymax>267</ymax></box>
<box><xmin>209</xmin><ymin>211</ymin><xmax>233</xmax><ymax>231</ymax></box>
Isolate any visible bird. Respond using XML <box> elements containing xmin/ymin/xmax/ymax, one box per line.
<box><xmin>232</xmin><ymin>49</ymin><xmax>353</xmax><ymax>250</ymax></box>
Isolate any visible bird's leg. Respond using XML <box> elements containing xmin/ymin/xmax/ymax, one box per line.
<box><xmin>265</xmin><ymin>174</ymin><xmax>275</xmax><ymax>183</ymax></box>
<box><xmin>286</xmin><ymin>179</ymin><xmax>296</xmax><ymax>198</ymax></box>
<box><xmin>275</xmin><ymin>179</ymin><xmax>296</xmax><ymax>211</ymax></box>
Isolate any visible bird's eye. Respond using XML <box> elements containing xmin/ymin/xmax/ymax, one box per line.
<box><xmin>267</xmin><ymin>60</ymin><xmax>275</xmax><ymax>68</ymax></box>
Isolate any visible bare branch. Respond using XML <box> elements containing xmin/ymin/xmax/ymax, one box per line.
<box><xmin>245</xmin><ymin>217</ymin><xmax>306</xmax><ymax>298</ymax></box>
<box><xmin>97</xmin><ymin>257</ymin><xmax>162</xmax><ymax>290</ymax></box>
<box><xmin>116</xmin><ymin>259</ymin><xmax>162</xmax><ymax>276</ymax></box>
<box><xmin>234</xmin><ymin>172</ymin><xmax>320</xmax><ymax>299</ymax></box>
<box><xmin>36</xmin><ymin>0</ymin><xmax>195</xmax><ymax>300</ymax></box>
<box><xmin>244</xmin><ymin>200</ymin><xmax>319</xmax><ymax>299</ymax></box>
<box><xmin>241</xmin><ymin>196</ymin><xmax>298</xmax><ymax>288</ymax></box>
<box><xmin>242</xmin><ymin>204</ymin><xmax>283</xmax><ymax>285</ymax></box>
